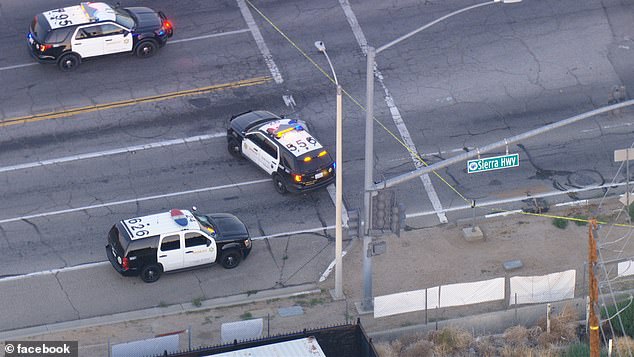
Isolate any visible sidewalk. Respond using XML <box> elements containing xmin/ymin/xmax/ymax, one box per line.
<box><xmin>3</xmin><ymin>198</ymin><xmax>633</xmax><ymax>356</ymax></box>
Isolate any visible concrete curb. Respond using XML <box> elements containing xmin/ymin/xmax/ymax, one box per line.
<box><xmin>0</xmin><ymin>284</ymin><xmax>321</xmax><ymax>341</ymax></box>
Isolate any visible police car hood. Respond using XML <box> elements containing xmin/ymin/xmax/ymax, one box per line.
<box><xmin>208</xmin><ymin>213</ymin><xmax>249</xmax><ymax>241</ymax></box>
<box><xmin>125</xmin><ymin>7</ymin><xmax>161</xmax><ymax>29</ymax></box>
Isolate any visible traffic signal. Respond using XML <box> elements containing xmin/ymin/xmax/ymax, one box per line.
<box><xmin>347</xmin><ymin>208</ymin><xmax>360</xmax><ymax>239</ymax></box>
<box><xmin>390</xmin><ymin>203</ymin><xmax>406</xmax><ymax>237</ymax></box>
<box><xmin>372</xmin><ymin>190</ymin><xmax>391</xmax><ymax>230</ymax></box>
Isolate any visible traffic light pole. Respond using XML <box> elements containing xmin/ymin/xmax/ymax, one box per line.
<box><xmin>361</xmin><ymin>47</ymin><xmax>376</xmax><ymax>312</ymax></box>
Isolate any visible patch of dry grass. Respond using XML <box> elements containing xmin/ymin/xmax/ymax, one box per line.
<box><xmin>614</xmin><ymin>335</ymin><xmax>634</xmax><ymax>354</ymax></box>
<box><xmin>504</xmin><ymin>325</ymin><xmax>529</xmax><ymax>347</ymax></box>
<box><xmin>374</xmin><ymin>304</ymin><xmax>585</xmax><ymax>356</ymax></box>
<box><xmin>535</xmin><ymin>304</ymin><xmax>579</xmax><ymax>347</ymax></box>
<box><xmin>473</xmin><ymin>336</ymin><xmax>497</xmax><ymax>357</ymax></box>
<box><xmin>428</xmin><ymin>326</ymin><xmax>474</xmax><ymax>356</ymax></box>
<box><xmin>499</xmin><ymin>344</ymin><xmax>534</xmax><ymax>357</ymax></box>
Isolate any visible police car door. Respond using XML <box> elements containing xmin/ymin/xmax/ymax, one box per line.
<box><xmin>183</xmin><ymin>231</ymin><xmax>216</xmax><ymax>268</ymax></box>
<box><xmin>72</xmin><ymin>25</ymin><xmax>105</xmax><ymax>58</ymax></box>
<box><xmin>242</xmin><ymin>132</ymin><xmax>278</xmax><ymax>175</ymax></box>
<box><xmin>100</xmin><ymin>23</ymin><xmax>132</xmax><ymax>54</ymax></box>
<box><xmin>157</xmin><ymin>234</ymin><xmax>184</xmax><ymax>272</ymax></box>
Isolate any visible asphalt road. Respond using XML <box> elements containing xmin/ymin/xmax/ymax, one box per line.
<box><xmin>0</xmin><ymin>0</ymin><xmax>632</xmax><ymax>332</ymax></box>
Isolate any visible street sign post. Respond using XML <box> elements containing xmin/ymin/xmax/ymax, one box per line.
<box><xmin>467</xmin><ymin>153</ymin><xmax>519</xmax><ymax>174</ymax></box>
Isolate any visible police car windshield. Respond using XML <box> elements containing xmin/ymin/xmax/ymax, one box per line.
<box><xmin>31</xmin><ymin>14</ymin><xmax>50</xmax><ymax>41</ymax></box>
<box><xmin>114</xmin><ymin>8</ymin><xmax>135</xmax><ymax>29</ymax></box>
<box><xmin>192</xmin><ymin>212</ymin><xmax>217</xmax><ymax>231</ymax></box>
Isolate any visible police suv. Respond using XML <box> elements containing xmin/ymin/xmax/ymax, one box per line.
<box><xmin>28</xmin><ymin>2</ymin><xmax>173</xmax><ymax>71</ymax></box>
<box><xmin>227</xmin><ymin>110</ymin><xmax>336</xmax><ymax>194</ymax></box>
<box><xmin>106</xmin><ymin>208</ymin><xmax>252</xmax><ymax>283</ymax></box>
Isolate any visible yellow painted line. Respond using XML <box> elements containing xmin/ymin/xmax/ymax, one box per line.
<box><xmin>0</xmin><ymin>76</ymin><xmax>272</xmax><ymax>128</ymax></box>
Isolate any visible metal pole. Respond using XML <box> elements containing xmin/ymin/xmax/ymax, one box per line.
<box><xmin>627</xmin><ymin>151</ymin><xmax>630</xmax><ymax>213</ymax></box>
<box><xmin>546</xmin><ymin>304</ymin><xmax>551</xmax><ymax>334</ymax></box>
<box><xmin>376</xmin><ymin>1</ymin><xmax>498</xmax><ymax>54</ymax></box>
<box><xmin>471</xmin><ymin>200</ymin><xmax>476</xmax><ymax>232</ymax></box>
<box><xmin>315</xmin><ymin>41</ymin><xmax>344</xmax><ymax>300</ymax></box>
<box><xmin>334</xmin><ymin>83</ymin><xmax>344</xmax><ymax>299</ymax></box>
<box><xmin>357</xmin><ymin>0</ymin><xmax>523</xmax><ymax>313</ymax></box>
<box><xmin>362</xmin><ymin>46</ymin><xmax>376</xmax><ymax>311</ymax></box>
<box><xmin>589</xmin><ymin>219</ymin><xmax>600</xmax><ymax>357</ymax></box>
<box><xmin>374</xmin><ymin>99</ymin><xmax>634</xmax><ymax>191</ymax></box>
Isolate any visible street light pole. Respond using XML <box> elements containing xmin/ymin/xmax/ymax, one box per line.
<box><xmin>315</xmin><ymin>41</ymin><xmax>344</xmax><ymax>300</ymax></box>
<box><xmin>361</xmin><ymin>0</ymin><xmax>522</xmax><ymax>312</ymax></box>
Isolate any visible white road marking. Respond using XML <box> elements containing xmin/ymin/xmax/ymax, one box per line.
<box><xmin>0</xmin><ymin>262</ymin><xmax>110</xmax><ymax>282</ymax></box>
<box><xmin>0</xmin><ymin>225</ymin><xmax>339</xmax><ymax>283</ymax></box>
<box><xmin>0</xmin><ymin>179</ymin><xmax>270</xmax><ymax>224</ymax></box>
<box><xmin>581</xmin><ymin>122</ymin><xmax>634</xmax><ymax>133</ymax></box>
<box><xmin>0</xmin><ymin>63</ymin><xmax>38</xmax><ymax>71</ymax></box>
<box><xmin>236</xmin><ymin>0</ymin><xmax>284</xmax><ymax>84</ymax></box>
<box><xmin>555</xmin><ymin>200</ymin><xmax>588</xmax><ymax>207</ymax></box>
<box><xmin>283</xmin><ymin>94</ymin><xmax>296</xmax><ymax>108</ymax></box>
<box><xmin>251</xmin><ymin>225</ymin><xmax>335</xmax><ymax>241</ymax></box>
<box><xmin>339</xmin><ymin>0</ymin><xmax>447</xmax><ymax>224</ymax></box>
<box><xmin>0</xmin><ymin>29</ymin><xmax>251</xmax><ymax>72</ymax></box>
<box><xmin>1</xmin><ymin>184</ymin><xmax>618</xmax><ymax>283</ymax></box>
<box><xmin>0</xmin><ymin>133</ymin><xmax>225</xmax><ymax>174</ymax></box>
<box><xmin>484</xmin><ymin>210</ymin><xmax>523</xmax><ymax>218</ymax></box>
<box><xmin>319</xmin><ymin>250</ymin><xmax>347</xmax><ymax>282</ymax></box>
<box><xmin>169</xmin><ymin>29</ymin><xmax>250</xmax><ymax>44</ymax></box>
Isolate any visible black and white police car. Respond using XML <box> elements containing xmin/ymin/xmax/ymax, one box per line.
<box><xmin>227</xmin><ymin>110</ymin><xmax>336</xmax><ymax>194</ymax></box>
<box><xmin>106</xmin><ymin>208</ymin><xmax>252</xmax><ymax>283</ymax></box>
<box><xmin>28</xmin><ymin>2</ymin><xmax>173</xmax><ymax>71</ymax></box>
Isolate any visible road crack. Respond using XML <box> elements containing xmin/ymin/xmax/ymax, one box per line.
<box><xmin>22</xmin><ymin>218</ymin><xmax>68</xmax><ymax>267</ymax></box>
<box><xmin>54</xmin><ymin>272</ymin><xmax>80</xmax><ymax>319</ymax></box>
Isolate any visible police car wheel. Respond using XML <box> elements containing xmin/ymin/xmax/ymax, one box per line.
<box><xmin>135</xmin><ymin>40</ymin><xmax>158</xmax><ymax>58</ymax></box>
<box><xmin>227</xmin><ymin>138</ymin><xmax>242</xmax><ymax>158</ymax></box>
<box><xmin>273</xmin><ymin>174</ymin><xmax>288</xmax><ymax>194</ymax></box>
<box><xmin>140</xmin><ymin>264</ymin><xmax>162</xmax><ymax>283</ymax></box>
<box><xmin>58</xmin><ymin>53</ymin><xmax>80</xmax><ymax>71</ymax></box>
<box><xmin>220</xmin><ymin>249</ymin><xmax>242</xmax><ymax>269</ymax></box>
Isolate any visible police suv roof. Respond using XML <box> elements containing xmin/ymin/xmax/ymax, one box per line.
<box><xmin>230</xmin><ymin>110</ymin><xmax>281</xmax><ymax>134</ymax></box>
<box><xmin>258</xmin><ymin>119</ymin><xmax>323</xmax><ymax>157</ymax></box>
<box><xmin>121</xmin><ymin>209</ymin><xmax>199</xmax><ymax>240</ymax></box>
<box><xmin>43</xmin><ymin>2</ymin><xmax>115</xmax><ymax>29</ymax></box>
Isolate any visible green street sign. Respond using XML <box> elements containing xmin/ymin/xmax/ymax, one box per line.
<box><xmin>467</xmin><ymin>153</ymin><xmax>519</xmax><ymax>174</ymax></box>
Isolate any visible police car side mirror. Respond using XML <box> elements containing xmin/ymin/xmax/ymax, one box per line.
<box><xmin>192</xmin><ymin>206</ymin><xmax>198</xmax><ymax>212</ymax></box>
<box><xmin>123</xmin><ymin>30</ymin><xmax>130</xmax><ymax>37</ymax></box>
<box><xmin>206</xmin><ymin>239</ymin><xmax>212</xmax><ymax>247</ymax></box>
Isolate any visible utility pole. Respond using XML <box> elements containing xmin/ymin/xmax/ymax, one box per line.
<box><xmin>588</xmin><ymin>218</ymin><xmax>600</xmax><ymax>357</ymax></box>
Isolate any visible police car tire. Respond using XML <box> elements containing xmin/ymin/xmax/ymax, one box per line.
<box><xmin>227</xmin><ymin>138</ymin><xmax>242</xmax><ymax>158</ymax></box>
<box><xmin>273</xmin><ymin>174</ymin><xmax>288</xmax><ymax>194</ymax></box>
<box><xmin>220</xmin><ymin>249</ymin><xmax>242</xmax><ymax>269</ymax></box>
<box><xmin>58</xmin><ymin>53</ymin><xmax>81</xmax><ymax>71</ymax></box>
<box><xmin>135</xmin><ymin>40</ymin><xmax>158</xmax><ymax>58</ymax></box>
<box><xmin>140</xmin><ymin>264</ymin><xmax>162</xmax><ymax>283</ymax></box>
